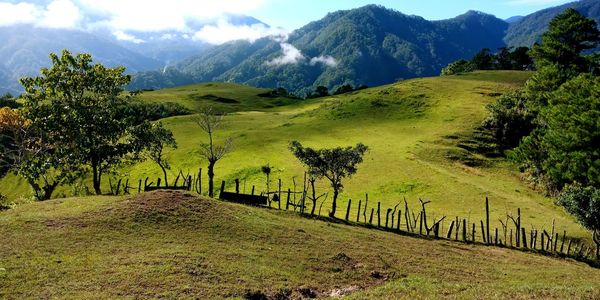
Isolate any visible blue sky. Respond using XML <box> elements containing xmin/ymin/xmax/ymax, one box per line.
<box><xmin>251</xmin><ymin>0</ymin><xmax>575</xmax><ymax>29</ymax></box>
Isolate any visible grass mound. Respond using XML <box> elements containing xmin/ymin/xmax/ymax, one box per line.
<box><xmin>1</xmin><ymin>191</ymin><xmax>600</xmax><ymax>298</ymax></box>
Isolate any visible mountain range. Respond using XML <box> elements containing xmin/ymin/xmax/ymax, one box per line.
<box><xmin>1</xmin><ymin>0</ymin><xmax>599</xmax><ymax>95</ymax></box>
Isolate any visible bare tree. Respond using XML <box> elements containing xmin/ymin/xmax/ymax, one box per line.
<box><xmin>195</xmin><ymin>107</ymin><xmax>233</xmax><ymax>198</ymax></box>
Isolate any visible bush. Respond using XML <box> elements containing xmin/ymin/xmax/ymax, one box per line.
<box><xmin>482</xmin><ymin>91</ymin><xmax>536</xmax><ymax>150</ymax></box>
<box><xmin>557</xmin><ymin>184</ymin><xmax>600</xmax><ymax>241</ymax></box>
<box><xmin>441</xmin><ymin>59</ymin><xmax>475</xmax><ymax>75</ymax></box>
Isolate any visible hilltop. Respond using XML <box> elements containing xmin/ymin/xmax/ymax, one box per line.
<box><xmin>1</xmin><ymin>190</ymin><xmax>599</xmax><ymax>298</ymax></box>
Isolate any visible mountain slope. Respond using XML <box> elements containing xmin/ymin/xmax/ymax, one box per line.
<box><xmin>1</xmin><ymin>190</ymin><xmax>599</xmax><ymax>298</ymax></box>
<box><xmin>505</xmin><ymin>0</ymin><xmax>600</xmax><ymax>47</ymax></box>
<box><xmin>132</xmin><ymin>5</ymin><xmax>509</xmax><ymax>95</ymax></box>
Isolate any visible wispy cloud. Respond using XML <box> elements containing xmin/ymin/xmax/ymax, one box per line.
<box><xmin>113</xmin><ymin>30</ymin><xmax>145</xmax><ymax>44</ymax></box>
<box><xmin>266</xmin><ymin>43</ymin><xmax>305</xmax><ymax>66</ymax></box>
<box><xmin>310</xmin><ymin>55</ymin><xmax>338</xmax><ymax>67</ymax></box>
<box><xmin>193</xmin><ymin>19</ymin><xmax>287</xmax><ymax>45</ymax></box>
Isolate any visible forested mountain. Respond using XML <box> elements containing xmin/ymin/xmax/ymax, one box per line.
<box><xmin>505</xmin><ymin>0</ymin><xmax>600</xmax><ymax>47</ymax></box>
<box><xmin>131</xmin><ymin>6</ymin><xmax>509</xmax><ymax>95</ymax></box>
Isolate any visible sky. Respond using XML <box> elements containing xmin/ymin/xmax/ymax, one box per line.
<box><xmin>0</xmin><ymin>0</ymin><xmax>577</xmax><ymax>44</ymax></box>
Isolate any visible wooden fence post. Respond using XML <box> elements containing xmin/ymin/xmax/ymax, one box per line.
<box><xmin>363</xmin><ymin>194</ymin><xmax>368</xmax><ymax>223</ymax></box>
<box><xmin>369</xmin><ymin>208</ymin><xmax>374</xmax><ymax>224</ymax></box>
<box><xmin>138</xmin><ymin>179</ymin><xmax>142</xmax><ymax>193</ymax></box>
<box><xmin>521</xmin><ymin>227</ymin><xmax>527</xmax><ymax>249</ymax></box>
<box><xmin>385</xmin><ymin>208</ymin><xmax>392</xmax><ymax>228</ymax></box>
<box><xmin>251</xmin><ymin>186</ymin><xmax>255</xmax><ymax>195</ymax></box>
<box><xmin>286</xmin><ymin>189</ymin><xmax>291</xmax><ymax>210</ymax></box>
<box><xmin>554</xmin><ymin>233</ymin><xmax>559</xmax><ymax>252</ymax></box>
<box><xmin>356</xmin><ymin>200</ymin><xmax>362</xmax><ymax>222</ymax></box>
<box><xmin>278</xmin><ymin>179</ymin><xmax>282</xmax><ymax>210</ymax></box>
<box><xmin>462</xmin><ymin>219</ymin><xmax>467</xmax><ymax>242</ymax></box>
<box><xmin>419</xmin><ymin>211</ymin><xmax>424</xmax><ymax>235</ymax></box>
<box><xmin>560</xmin><ymin>231</ymin><xmax>566</xmax><ymax>253</ymax></box>
<box><xmin>220</xmin><ymin>181</ymin><xmax>225</xmax><ymax>197</ymax></box>
<box><xmin>397</xmin><ymin>210</ymin><xmax>402</xmax><ymax>230</ymax></box>
<box><xmin>472</xmin><ymin>223</ymin><xmax>476</xmax><ymax>243</ymax></box>
<box><xmin>156</xmin><ymin>178</ymin><xmax>161</xmax><ymax>188</ymax></box>
<box><xmin>495</xmin><ymin>228</ymin><xmax>499</xmax><ymax>245</ymax></box>
<box><xmin>480</xmin><ymin>220</ymin><xmax>486</xmax><ymax>243</ymax></box>
<box><xmin>446</xmin><ymin>221</ymin><xmax>455</xmax><ymax>239</ymax></box>
<box><xmin>345</xmin><ymin>199</ymin><xmax>352</xmax><ymax>221</ymax></box>
<box><xmin>377</xmin><ymin>202</ymin><xmax>381</xmax><ymax>227</ymax></box>
<box><xmin>235</xmin><ymin>179</ymin><xmax>240</xmax><ymax>194</ymax></box>
<box><xmin>485</xmin><ymin>197</ymin><xmax>490</xmax><ymax>245</ymax></box>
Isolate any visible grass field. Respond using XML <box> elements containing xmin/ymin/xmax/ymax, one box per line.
<box><xmin>1</xmin><ymin>71</ymin><xmax>591</xmax><ymax>243</ymax></box>
<box><xmin>1</xmin><ymin>191</ymin><xmax>599</xmax><ymax>299</ymax></box>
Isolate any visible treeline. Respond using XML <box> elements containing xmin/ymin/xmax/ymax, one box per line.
<box><xmin>306</xmin><ymin>84</ymin><xmax>368</xmax><ymax>99</ymax></box>
<box><xmin>441</xmin><ymin>46</ymin><xmax>533</xmax><ymax>75</ymax></box>
<box><xmin>481</xmin><ymin>9</ymin><xmax>600</xmax><ymax>249</ymax></box>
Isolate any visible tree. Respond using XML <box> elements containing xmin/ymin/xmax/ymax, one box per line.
<box><xmin>529</xmin><ymin>8</ymin><xmax>600</xmax><ymax>72</ymax></box>
<box><xmin>308</xmin><ymin>86</ymin><xmax>329</xmax><ymax>98</ymax></box>
<box><xmin>558</xmin><ymin>184</ymin><xmax>600</xmax><ymax>257</ymax></box>
<box><xmin>0</xmin><ymin>107</ymin><xmax>74</xmax><ymax>200</ymax></box>
<box><xmin>471</xmin><ymin>48</ymin><xmax>494</xmax><ymax>70</ymax></box>
<box><xmin>483</xmin><ymin>91</ymin><xmax>536</xmax><ymax>149</ymax></box>
<box><xmin>140</xmin><ymin>122</ymin><xmax>177</xmax><ymax>186</ymax></box>
<box><xmin>494</xmin><ymin>47</ymin><xmax>513</xmax><ymax>70</ymax></box>
<box><xmin>261</xmin><ymin>164</ymin><xmax>272</xmax><ymax>196</ymax></box>
<box><xmin>195</xmin><ymin>107</ymin><xmax>233</xmax><ymax>198</ymax></box>
<box><xmin>441</xmin><ymin>59</ymin><xmax>475</xmax><ymax>75</ymax></box>
<box><xmin>333</xmin><ymin>84</ymin><xmax>354</xmax><ymax>95</ymax></box>
<box><xmin>510</xmin><ymin>47</ymin><xmax>533</xmax><ymax>70</ymax></box>
<box><xmin>20</xmin><ymin>50</ymin><xmax>151</xmax><ymax>195</ymax></box>
<box><xmin>289</xmin><ymin>141</ymin><xmax>368</xmax><ymax>218</ymax></box>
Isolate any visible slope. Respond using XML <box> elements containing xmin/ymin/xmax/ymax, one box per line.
<box><xmin>1</xmin><ymin>190</ymin><xmax>599</xmax><ymax>299</ymax></box>
<box><xmin>505</xmin><ymin>0</ymin><xmax>600</xmax><ymax>48</ymax></box>
<box><xmin>131</xmin><ymin>5</ymin><xmax>509</xmax><ymax>95</ymax></box>
<box><xmin>2</xmin><ymin>71</ymin><xmax>592</xmax><ymax>244</ymax></box>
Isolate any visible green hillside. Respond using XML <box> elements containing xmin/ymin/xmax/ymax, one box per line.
<box><xmin>1</xmin><ymin>190</ymin><xmax>599</xmax><ymax>298</ymax></box>
<box><xmin>135</xmin><ymin>82</ymin><xmax>302</xmax><ymax>113</ymax></box>
<box><xmin>2</xmin><ymin>71</ymin><xmax>592</xmax><ymax>243</ymax></box>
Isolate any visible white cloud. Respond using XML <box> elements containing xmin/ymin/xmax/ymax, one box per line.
<box><xmin>0</xmin><ymin>0</ymin><xmax>81</xmax><ymax>28</ymax></box>
<box><xmin>113</xmin><ymin>30</ymin><xmax>145</xmax><ymax>43</ymax></box>
<box><xmin>39</xmin><ymin>0</ymin><xmax>81</xmax><ymax>28</ymax></box>
<box><xmin>193</xmin><ymin>19</ymin><xmax>286</xmax><ymax>44</ymax></box>
<box><xmin>310</xmin><ymin>55</ymin><xmax>338</xmax><ymax>67</ymax></box>
<box><xmin>266</xmin><ymin>43</ymin><xmax>305</xmax><ymax>66</ymax></box>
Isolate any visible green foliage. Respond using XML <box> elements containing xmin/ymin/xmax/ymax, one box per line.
<box><xmin>117</xmin><ymin>101</ymin><xmax>190</xmax><ymax>124</ymax></box>
<box><xmin>0</xmin><ymin>93</ymin><xmax>19</xmax><ymax>109</ymax></box>
<box><xmin>289</xmin><ymin>141</ymin><xmax>368</xmax><ymax>217</ymax></box>
<box><xmin>471</xmin><ymin>48</ymin><xmax>494</xmax><ymax>70</ymax></box>
<box><xmin>538</xmin><ymin>74</ymin><xmax>599</xmax><ymax>188</ymax></box>
<box><xmin>558</xmin><ymin>184</ymin><xmax>600</xmax><ymax>245</ymax></box>
<box><xmin>19</xmin><ymin>50</ymin><xmax>170</xmax><ymax>196</ymax></box>
<box><xmin>529</xmin><ymin>8</ymin><xmax>600</xmax><ymax>72</ymax></box>
<box><xmin>441</xmin><ymin>60</ymin><xmax>475</xmax><ymax>76</ymax></box>
<box><xmin>482</xmin><ymin>91</ymin><xmax>535</xmax><ymax>149</ymax></box>
<box><xmin>138</xmin><ymin>122</ymin><xmax>177</xmax><ymax>186</ymax></box>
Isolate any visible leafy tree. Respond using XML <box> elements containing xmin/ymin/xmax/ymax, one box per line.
<box><xmin>0</xmin><ymin>93</ymin><xmax>19</xmax><ymax>109</ymax></box>
<box><xmin>510</xmin><ymin>47</ymin><xmax>533</xmax><ymax>70</ymax></box>
<box><xmin>529</xmin><ymin>8</ymin><xmax>600</xmax><ymax>72</ymax></box>
<box><xmin>557</xmin><ymin>184</ymin><xmax>600</xmax><ymax>257</ymax></box>
<box><xmin>289</xmin><ymin>141</ymin><xmax>368</xmax><ymax>218</ymax></box>
<box><xmin>261</xmin><ymin>164</ymin><xmax>272</xmax><ymax>196</ymax></box>
<box><xmin>0</xmin><ymin>107</ymin><xmax>73</xmax><ymax>200</ymax></box>
<box><xmin>482</xmin><ymin>91</ymin><xmax>536</xmax><ymax>149</ymax></box>
<box><xmin>308</xmin><ymin>86</ymin><xmax>330</xmax><ymax>98</ymax></box>
<box><xmin>19</xmin><ymin>50</ymin><xmax>153</xmax><ymax>195</ymax></box>
<box><xmin>441</xmin><ymin>59</ymin><xmax>475</xmax><ymax>75</ymax></box>
<box><xmin>494</xmin><ymin>47</ymin><xmax>513</xmax><ymax>70</ymax></box>
<box><xmin>333</xmin><ymin>84</ymin><xmax>354</xmax><ymax>95</ymax></box>
<box><xmin>195</xmin><ymin>107</ymin><xmax>233</xmax><ymax>198</ymax></box>
<box><xmin>139</xmin><ymin>122</ymin><xmax>177</xmax><ymax>187</ymax></box>
<box><xmin>471</xmin><ymin>48</ymin><xmax>494</xmax><ymax>70</ymax></box>
<box><xmin>538</xmin><ymin>74</ymin><xmax>599</xmax><ymax>188</ymax></box>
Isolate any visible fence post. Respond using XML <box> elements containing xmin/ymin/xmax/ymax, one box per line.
<box><xmin>138</xmin><ymin>179</ymin><xmax>142</xmax><ymax>193</ymax></box>
<box><xmin>554</xmin><ymin>233</ymin><xmax>559</xmax><ymax>252</ymax></box>
<box><xmin>485</xmin><ymin>197</ymin><xmax>490</xmax><ymax>245</ymax></box>
<box><xmin>251</xmin><ymin>186</ymin><xmax>255</xmax><ymax>195</ymax></box>
<box><xmin>116</xmin><ymin>179</ymin><xmax>122</xmax><ymax>195</ymax></box>
<box><xmin>286</xmin><ymin>189</ymin><xmax>291</xmax><ymax>210</ymax></box>
<box><xmin>385</xmin><ymin>208</ymin><xmax>392</xmax><ymax>228</ymax></box>
<box><xmin>369</xmin><ymin>208</ymin><xmax>374</xmax><ymax>224</ymax></box>
<box><xmin>157</xmin><ymin>178</ymin><xmax>161</xmax><ymax>188</ymax></box>
<box><xmin>356</xmin><ymin>200</ymin><xmax>362</xmax><ymax>222</ymax></box>
<box><xmin>560</xmin><ymin>231</ymin><xmax>566</xmax><ymax>253</ymax></box>
<box><xmin>462</xmin><ymin>219</ymin><xmax>467</xmax><ymax>242</ymax></box>
<box><xmin>220</xmin><ymin>181</ymin><xmax>225</xmax><ymax>197</ymax></box>
<box><xmin>446</xmin><ymin>221</ymin><xmax>455</xmax><ymax>239</ymax></box>
<box><xmin>495</xmin><ymin>228</ymin><xmax>498</xmax><ymax>245</ymax></box>
<box><xmin>377</xmin><ymin>202</ymin><xmax>381</xmax><ymax>227</ymax></box>
<box><xmin>278</xmin><ymin>179</ymin><xmax>282</xmax><ymax>210</ymax></box>
<box><xmin>521</xmin><ymin>227</ymin><xmax>528</xmax><ymax>249</ymax></box>
<box><xmin>235</xmin><ymin>179</ymin><xmax>240</xmax><ymax>194</ymax></box>
<box><xmin>480</xmin><ymin>221</ymin><xmax>486</xmax><ymax>243</ymax></box>
<box><xmin>472</xmin><ymin>223</ymin><xmax>476</xmax><ymax>243</ymax></box>
<box><xmin>345</xmin><ymin>199</ymin><xmax>352</xmax><ymax>221</ymax></box>
<box><xmin>397</xmin><ymin>210</ymin><xmax>402</xmax><ymax>230</ymax></box>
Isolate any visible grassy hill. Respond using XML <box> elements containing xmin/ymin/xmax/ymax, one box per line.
<box><xmin>1</xmin><ymin>190</ymin><xmax>599</xmax><ymax>298</ymax></box>
<box><xmin>2</xmin><ymin>71</ymin><xmax>592</xmax><ymax>244</ymax></box>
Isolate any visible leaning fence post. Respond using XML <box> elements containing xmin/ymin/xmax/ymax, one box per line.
<box><xmin>369</xmin><ymin>208</ymin><xmax>374</xmax><ymax>224</ymax></box>
<box><xmin>446</xmin><ymin>221</ymin><xmax>455</xmax><ymax>239</ymax></box>
<box><xmin>345</xmin><ymin>199</ymin><xmax>352</xmax><ymax>221</ymax></box>
<box><xmin>397</xmin><ymin>210</ymin><xmax>402</xmax><ymax>230</ymax></box>
<box><xmin>480</xmin><ymin>220</ymin><xmax>486</xmax><ymax>243</ymax></box>
<box><xmin>220</xmin><ymin>181</ymin><xmax>225</xmax><ymax>197</ymax></box>
<box><xmin>560</xmin><ymin>231</ymin><xmax>566</xmax><ymax>253</ymax></box>
<box><xmin>521</xmin><ymin>227</ymin><xmax>528</xmax><ymax>249</ymax></box>
<box><xmin>286</xmin><ymin>189</ymin><xmax>291</xmax><ymax>210</ymax></box>
<box><xmin>356</xmin><ymin>200</ymin><xmax>362</xmax><ymax>222</ymax></box>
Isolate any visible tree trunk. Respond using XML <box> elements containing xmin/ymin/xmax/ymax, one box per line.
<box><xmin>160</xmin><ymin>164</ymin><xmax>169</xmax><ymax>187</ymax></box>
<box><xmin>208</xmin><ymin>161</ymin><xmax>215</xmax><ymax>198</ymax></box>
<box><xmin>310</xmin><ymin>179</ymin><xmax>317</xmax><ymax>215</ymax></box>
<box><xmin>329</xmin><ymin>188</ymin><xmax>339</xmax><ymax>218</ymax></box>
<box><xmin>92</xmin><ymin>159</ymin><xmax>102</xmax><ymax>195</ymax></box>
<box><xmin>41</xmin><ymin>182</ymin><xmax>58</xmax><ymax>201</ymax></box>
